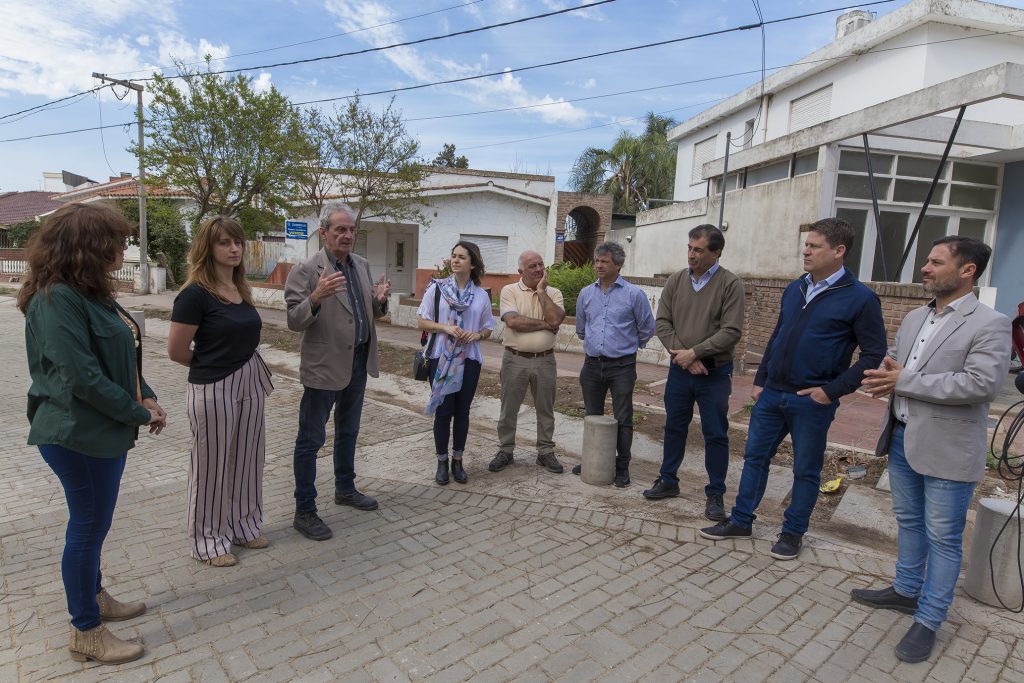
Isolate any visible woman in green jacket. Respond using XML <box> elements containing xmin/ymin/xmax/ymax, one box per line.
<box><xmin>18</xmin><ymin>203</ymin><xmax>167</xmax><ymax>665</ymax></box>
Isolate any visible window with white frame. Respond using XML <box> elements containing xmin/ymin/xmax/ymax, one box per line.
<box><xmin>460</xmin><ymin>234</ymin><xmax>508</xmax><ymax>272</ymax></box>
<box><xmin>789</xmin><ymin>84</ymin><xmax>832</xmax><ymax>132</ymax></box>
<box><xmin>691</xmin><ymin>135</ymin><xmax>717</xmax><ymax>185</ymax></box>
<box><xmin>834</xmin><ymin>148</ymin><xmax>1000</xmax><ymax>283</ymax></box>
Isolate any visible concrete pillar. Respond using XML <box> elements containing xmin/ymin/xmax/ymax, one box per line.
<box><xmin>580</xmin><ymin>415</ymin><xmax>618</xmax><ymax>486</ymax></box>
<box><xmin>964</xmin><ymin>498</ymin><xmax>1024</xmax><ymax>609</ymax></box>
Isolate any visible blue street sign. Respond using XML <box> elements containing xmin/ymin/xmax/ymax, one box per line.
<box><xmin>285</xmin><ymin>221</ymin><xmax>308</xmax><ymax>240</ymax></box>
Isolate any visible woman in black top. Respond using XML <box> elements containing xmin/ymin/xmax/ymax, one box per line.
<box><xmin>168</xmin><ymin>216</ymin><xmax>272</xmax><ymax>567</ymax></box>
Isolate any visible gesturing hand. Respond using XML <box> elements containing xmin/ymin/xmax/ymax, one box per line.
<box><xmin>311</xmin><ymin>271</ymin><xmax>346</xmax><ymax>306</ymax></box>
<box><xmin>373</xmin><ymin>274</ymin><xmax>391</xmax><ymax>304</ymax></box>
<box><xmin>862</xmin><ymin>356</ymin><xmax>903</xmax><ymax>398</ymax></box>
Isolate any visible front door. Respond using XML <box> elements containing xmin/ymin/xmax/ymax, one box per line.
<box><xmin>386</xmin><ymin>233</ymin><xmax>414</xmax><ymax>295</ymax></box>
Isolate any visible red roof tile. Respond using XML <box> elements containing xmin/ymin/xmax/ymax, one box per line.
<box><xmin>0</xmin><ymin>191</ymin><xmax>66</xmax><ymax>226</ymax></box>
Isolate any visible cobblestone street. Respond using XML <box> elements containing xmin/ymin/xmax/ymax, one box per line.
<box><xmin>2</xmin><ymin>296</ymin><xmax>1023</xmax><ymax>682</ymax></box>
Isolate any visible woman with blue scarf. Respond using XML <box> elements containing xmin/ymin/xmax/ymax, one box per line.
<box><xmin>417</xmin><ymin>241</ymin><xmax>495</xmax><ymax>485</ymax></box>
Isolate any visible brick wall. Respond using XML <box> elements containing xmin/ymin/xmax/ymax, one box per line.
<box><xmin>554</xmin><ymin>192</ymin><xmax>612</xmax><ymax>263</ymax></box>
<box><xmin>737</xmin><ymin>277</ymin><xmax>933</xmax><ymax>372</ymax></box>
<box><xmin>0</xmin><ymin>248</ymin><xmax>26</xmax><ymax>260</ymax></box>
<box><xmin>414</xmin><ymin>268</ymin><xmax>519</xmax><ymax>299</ymax></box>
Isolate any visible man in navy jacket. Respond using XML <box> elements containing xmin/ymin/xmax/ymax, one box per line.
<box><xmin>700</xmin><ymin>217</ymin><xmax>887</xmax><ymax>560</ymax></box>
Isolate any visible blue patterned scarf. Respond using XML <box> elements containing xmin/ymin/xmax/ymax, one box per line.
<box><xmin>425</xmin><ymin>277</ymin><xmax>476</xmax><ymax>415</ymax></box>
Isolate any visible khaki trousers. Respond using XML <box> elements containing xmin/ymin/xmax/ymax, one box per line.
<box><xmin>497</xmin><ymin>350</ymin><xmax>557</xmax><ymax>456</ymax></box>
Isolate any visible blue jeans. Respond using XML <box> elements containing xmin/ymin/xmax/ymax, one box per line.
<box><xmin>428</xmin><ymin>358</ymin><xmax>481</xmax><ymax>455</ymax></box>
<box><xmin>293</xmin><ymin>345</ymin><xmax>368</xmax><ymax>513</ymax></box>
<box><xmin>660</xmin><ymin>362</ymin><xmax>733</xmax><ymax>496</ymax></box>
<box><xmin>39</xmin><ymin>445</ymin><xmax>127</xmax><ymax>630</ymax></box>
<box><xmin>888</xmin><ymin>424</ymin><xmax>975</xmax><ymax>632</ymax></box>
<box><xmin>731</xmin><ymin>386</ymin><xmax>838</xmax><ymax>535</ymax></box>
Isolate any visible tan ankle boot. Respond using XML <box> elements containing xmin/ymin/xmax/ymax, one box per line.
<box><xmin>69</xmin><ymin>624</ymin><xmax>144</xmax><ymax>664</ymax></box>
<box><xmin>97</xmin><ymin>589</ymin><xmax>146</xmax><ymax>621</ymax></box>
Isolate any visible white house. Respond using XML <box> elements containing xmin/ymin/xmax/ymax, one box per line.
<box><xmin>623</xmin><ymin>0</ymin><xmax>1024</xmax><ymax>317</ymax></box>
<box><xmin>280</xmin><ymin>168</ymin><xmax>608</xmax><ymax>297</ymax></box>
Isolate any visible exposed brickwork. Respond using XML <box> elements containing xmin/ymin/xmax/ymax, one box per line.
<box><xmin>555</xmin><ymin>192</ymin><xmax>612</xmax><ymax>263</ymax></box>
<box><xmin>736</xmin><ymin>277</ymin><xmax>934</xmax><ymax>372</ymax></box>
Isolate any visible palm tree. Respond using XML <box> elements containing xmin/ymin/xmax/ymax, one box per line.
<box><xmin>569</xmin><ymin>113</ymin><xmax>677</xmax><ymax>214</ymax></box>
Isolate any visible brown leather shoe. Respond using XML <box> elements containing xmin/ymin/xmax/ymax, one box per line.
<box><xmin>234</xmin><ymin>536</ymin><xmax>269</xmax><ymax>549</ymax></box>
<box><xmin>97</xmin><ymin>589</ymin><xmax>146</xmax><ymax>621</ymax></box>
<box><xmin>69</xmin><ymin>624</ymin><xmax>144</xmax><ymax>664</ymax></box>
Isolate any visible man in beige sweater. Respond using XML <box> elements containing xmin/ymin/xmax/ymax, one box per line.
<box><xmin>643</xmin><ymin>224</ymin><xmax>745</xmax><ymax>522</ymax></box>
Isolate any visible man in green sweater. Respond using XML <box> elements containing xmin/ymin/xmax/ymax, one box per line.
<box><xmin>643</xmin><ymin>224</ymin><xmax>745</xmax><ymax>522</ymax></box>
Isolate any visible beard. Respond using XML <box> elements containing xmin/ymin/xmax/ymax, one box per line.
<box><xmin>922</xmin><ymin>275</ymin><xmax>958</xmax><ymax>298</ymax></box>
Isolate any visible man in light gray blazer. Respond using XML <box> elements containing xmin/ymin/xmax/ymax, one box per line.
<box><xmin>852</xmin><ymin>236</ymin><xmax>1010</xmax><ymax>664</ymax></box>
<box><xmin>285</xmin><ymin>202</ymin><xmax>390</xmax><ymax>541</ymax></box>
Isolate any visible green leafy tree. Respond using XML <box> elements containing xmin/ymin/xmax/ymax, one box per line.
<box><xmin>327</xmin><ymin>95</ymin><xmax>430</xmax><ymax>225</ymax></box>
<box><xmin>569</xmin><ymin>112</ymin><xmax>677</xmax><ymax>214</ymax></box>
<box><xmin>6</xmin><ymin>219</ymin><xmax>41</xmax><ymax>247</ymax></box>
<box><xmin>294</xmin><ymin>107</ymin><xmax>339</xmax><ymax>222</ymax></box>
<box><xmin>431</xmin><ymin>143</ymin><xmax>469</xmax><ymax>168</ymax></box>
<box><xmin>116</xmin><ymin>199</ymin><xmax>189</xmax><ymax>285</ymax></box>
<box><xmin>546</xmin><ymin>261</ymin><xmax>597</xmax><ymax>316</ymax></box>
<box><xmin>136</xmin><ymin>59</ymin><xmax>303</xmax><ymax>234</ymax></box>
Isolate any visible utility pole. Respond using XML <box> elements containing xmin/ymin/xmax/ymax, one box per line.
<box><xmin>92</xmin><ymin>73</ymin><xmax>149</xmax><ymax>294</ymax></box>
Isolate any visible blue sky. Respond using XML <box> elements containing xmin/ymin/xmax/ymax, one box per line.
<box><xmin>2</xmin><ymin>0</ymin><xmax>1022</xmax><ymax>194</ymax></box>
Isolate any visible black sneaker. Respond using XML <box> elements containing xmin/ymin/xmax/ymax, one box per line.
<box><xmin>334</xmin><ymin>490</ymin><xmax>379</xmax><ymax>511</ymax></box>
<box><xmin>293</xmin><ymin>511</ymin><xmax>333</xmax><ymax>541</ymax></box>
<box><xmin>642</xmin><ymin>479</ymin><xmax>680</xmax><ymax>500</ymax></box>
<box><xmin>704</xmin><ymin>494</ymin><xmax>727</xmax><ymax>521</ymax></box>
<box><xmin>614</xmin><ymin>472</ymin><xmax>631</xmax><ymax>488</ymax></box>
<box><xmin>699</xmin><ymin>520</ymin><xmax>751</xmax><ymax>540</ymax></box>
<box><xmin>536</xmin><ymin>452</ymin><xmax>564</xmax><ymax>474</ymax></box>
<box><xmin>488</xmin><ymin>451</ymin><xmax>513</xmax><ymax>472</ymax></box>
<box><xmin>770</xmin><ymin>532</ymin><xmax>803</xmax><ymax>560</ymax></box>
<box><xmin>850</xmin><ymin>586</ymin><xmax>919</xmax><ymax>615</ymax></box>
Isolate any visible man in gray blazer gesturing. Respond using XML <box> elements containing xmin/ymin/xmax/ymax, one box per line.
<box><xmin>285</xmin><ymin>202</ymin><xmax>391</xmax><ymax>541</ymax></box>
<box><xmin>853</xmin><ymin>236</ymin><xmax>1010</xmax><ymax>664</ymax></box>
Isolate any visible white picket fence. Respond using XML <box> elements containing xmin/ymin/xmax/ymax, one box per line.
<box><xmin>0</xmin><ymin>258</ymin><xmax>26</xmax><ymax>275</ymax></box>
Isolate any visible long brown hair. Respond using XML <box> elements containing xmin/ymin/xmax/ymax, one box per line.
<box><xmin>17</xmin><ymin>203</ymin><xmax>132</xmax><ymax>313</ymax></box>
<box><xmin>183</xmin><ymin>215</ymin><xmax>253</xmax><ymax>305</ymax></box>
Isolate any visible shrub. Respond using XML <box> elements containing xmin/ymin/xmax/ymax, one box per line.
<box><xmin>547</xmin><ymin>261</ymin><xmax>596</xmax><ymax>316</ymax></box>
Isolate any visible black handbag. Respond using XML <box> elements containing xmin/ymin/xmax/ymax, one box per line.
<box><xmin>413</xmin><ymin>285</ymin><xmax>442</xmax><ymax>381</ymax></box>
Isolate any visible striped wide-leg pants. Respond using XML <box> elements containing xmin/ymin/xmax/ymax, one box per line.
<box><xmin>186</xmin><ymin>353</ymin><xmax>273</xmax><ymax>561</ymax></box>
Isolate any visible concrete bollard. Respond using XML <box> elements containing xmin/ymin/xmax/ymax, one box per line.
<box><xmin>129</xmin><ymin>310</ymin><xmax>146</xmax><ymax>338</ymax></box>
<box><xmin>964</xmin><ymin>498</ymin><xmax>1024</xmax><ymax>609</ymax></box>
<box><xmin>580</xmin><ymin>415</ymin><xmax>618</xmax><ymax>486</ymax></box>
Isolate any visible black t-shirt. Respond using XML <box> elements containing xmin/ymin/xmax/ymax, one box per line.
<box><xmin>171</xmin><ymin>283</ymin><xmax>262</xmax><ymax>384</ymax></box>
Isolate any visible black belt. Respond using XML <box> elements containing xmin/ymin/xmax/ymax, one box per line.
<box><xmin>587</xmin><ymin>353</ymin><xmax>636</xmax><ymax>362</ymax></box>
<box><xmin>506</xmin><ymin>348</ymin><xmax>554</xmax><ymax>358</ymax></box>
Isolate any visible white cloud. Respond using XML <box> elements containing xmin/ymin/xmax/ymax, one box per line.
<box><xmin>322</xmin><ymin>0</ymin><xmax>591</xmax><ymax>126</ymax></box>
<box><xmin>0</xmin><ymin>1</ymin><xmax>182</xmax><ymax>98</ymax></box>
<box><xmin>136</xmin><ymin>35</ymin><xmax>151</xmax><ymax>47</ymax></box>
<box><xmin>252</xmin><ymin>72</ymin><xmax>273</xmax><ymax>94</ymax></box>
<box><xmin>156</xmin><ymin>34</ymin><xmax>231</xmax><ymax>68</ymax></box>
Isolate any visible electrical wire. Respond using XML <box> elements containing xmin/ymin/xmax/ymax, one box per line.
<box><xmin>96</xmin><ymin>94</ymin><xmax>118</xmax><ymax>176</ymax></box>
<box><xmin>0</xmin><ymin>85</ymin><xmax>106</xmax><ymax>122</ymax></box>
<box><xmin>0</xmin><ymin>122</ymin><xmax>135</xmax><ymax>144</ymax></box>
<box><xmin>144</xmin><ymin>0</ymin><xmax>621</xmax><ymax>81</ymax></box>
<box><xmin>730</xmin><ymin>0</ymin><xmax>766</xmax><ymax>149</ymax></box>
<box><xmin>292</xmin><ymin>0</ymin><xmax>896</xmax><ymax>105</ymax></box>
<box><xmin>108</xmin><ymin>0</ymin><xmax>492</xmax><ymax>77</ymax></box>
<box><xmin>987</xmin><ymin>385</ymin><xmax>1024</xmax><ymax>613</ymax></box>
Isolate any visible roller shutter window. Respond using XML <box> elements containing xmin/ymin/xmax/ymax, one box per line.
<box><xmin>691</xmin><ymin>135</ymin><xmax>717</xmax><ymax>185</ymax></box>
<box><xmin>460</xmin><ymin>234</ymin><xmax>508</xmax><ymax>273</ymax></box>
<box><xmin>789</xmin><ymin>84</ymin><xmax>832</xmax><ymax>132</ymax></box>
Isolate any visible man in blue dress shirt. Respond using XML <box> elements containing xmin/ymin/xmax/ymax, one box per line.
<box><xmin>573</xmin><ymin>242</ymin><xmax>656</xmax><ymax>487</ymax></box>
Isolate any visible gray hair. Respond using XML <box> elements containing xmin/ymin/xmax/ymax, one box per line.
<box><xmin>594</xmin><ymin>241</ymin><xmax>626</xmax><ymax>266</ymax></box>
<box><xmin>319</xmin><ymin>201</ymin><xmax>357</xmax><ymax>230</ymax></box>
<box><xmin>518</xmin><ymin>250</ymin><xmax>543</xmax><ymax>269</ymax></box>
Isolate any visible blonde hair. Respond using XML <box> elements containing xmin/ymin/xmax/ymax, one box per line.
<box><xmin>183</xmin><ymin>215</ymin><xmax>253</xmax><ymax>305</ymax></box>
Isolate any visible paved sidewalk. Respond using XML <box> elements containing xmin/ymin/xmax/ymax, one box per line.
<box><xmin>2</xmin><ymin>296</ymin><xmax>1023</xmax><ymax>682</ymax></box>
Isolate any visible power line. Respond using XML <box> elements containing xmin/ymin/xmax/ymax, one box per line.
<box><xmin>0</xmin><ymin>85</ymin><xmax>106</xmax><ymax>122</ymax></box>
<box><xmin>109</xmin><ymin>0</ymin><xmax>492</xmax><ymax>78</ymax></box>
<box><xmin>292</xmin><ymin>0</ymin><xmax>897</xmax><ymax>106</ymax></box>
<box><xmin>145</xmin><ymin>0</ymin><xmax>621</xmax><ymax>81</ymax></box>
<box><xmin>0</xmin><ymin>122</ymin><xmax>135</xmax><ymax>144</ymax></box>
<box><xmin>460</xmin><ymin>97</ymin><xmax>731</xmax><ymax>151</ymax></box>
